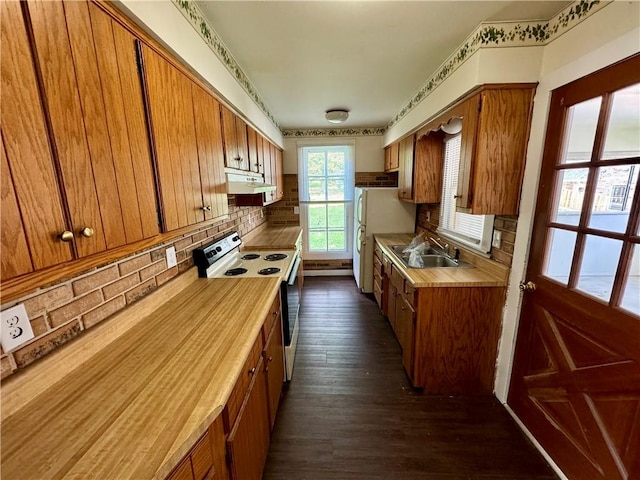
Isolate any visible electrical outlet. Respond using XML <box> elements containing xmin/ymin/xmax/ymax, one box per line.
<box><xmin>1</xmin><ymin>304</ymin><xmax>35</xmax><ymax>352</ymax></box>
<box><xmin>294</xmin><ymin>206</ymin><xmax>300</xmax><ymax>215</ymax></box>
<box><xmin>426</xmin><ymin>211</ymin><xmax>431</xmax><ymax>222</ymax></box>
<box><xmin>166</xmin><ymin>246</ymin><xmax>178</xmax><ymax>268</ymax></box>
<box><xmin>492</xmin><ymin>230</ymin><xmax>502</xmax><ymax>249</ymax></box>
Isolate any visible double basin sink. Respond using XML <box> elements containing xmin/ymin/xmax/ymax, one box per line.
<box><xmin>388</xmin><ymin>245</ymin><xmax>473</xmax><ymax>269</ymax></box>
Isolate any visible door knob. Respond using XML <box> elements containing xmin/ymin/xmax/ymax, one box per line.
<box><xmin>519</xmin><ymin>280</ymin><xmax>536</xmax><ymax>292</ymax></box>
<box><xmin>80</xmin><ymin>227</ymin><xmax>95</xmax><ymax>238</ymax></box>
<box><xmin>59</xmin><ymin>230</ymin><xmax>74</xmax><ymax>242</ymax></box>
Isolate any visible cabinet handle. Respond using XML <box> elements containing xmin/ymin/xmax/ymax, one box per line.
<box><xmin>201</xmin><ymin>206</ymin><xmax>211</xmax><ymax>211</ymax></box>
<box><xmin>80</xmin><ymin>227</ymin><xmax>95</xmax><ymax>238</ymax></box>
<box><xmin>273</xmin><ymin>310</ymin><xmax>279</xmax><ymax>317</ymax></box>
<box><xmin>453</xmin><ymin>195</ymin><xmax>461</xmax><ymax>199</ymax></box>
<box><xmin>267</xmin><ymin>356</ymin><xmax>273</xmax><ymax>363</ymax></box>
<box><xmin>59</xmin><ymin>231</ymin><xmax>74</xmax><ymax>242</ymax></box>
<box><xmin>249</xmin><ymin>367</ymin><xmax>256</xmax><ymax>375</ymax></box>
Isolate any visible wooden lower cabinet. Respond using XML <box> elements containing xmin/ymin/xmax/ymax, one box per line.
<box><xmin>167</xmin><ymin>417</ymin><xmax>224</xmax><ymax>480</ymax></box>
<box><xmin>264</xmin><ymin>320</ymin><xmax>285</xmax><ymax>430</ymax></box>
<box><xmin>227</xmin><ymin>356</ymin><xmax>271</xmax><ymax>480</ymax></box>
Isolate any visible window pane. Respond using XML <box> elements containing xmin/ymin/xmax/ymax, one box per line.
<box><xmin>576</xmin><ymin>235</ymin><xmax>623</xmax><ymax>302</ymax></box>
<box><xmin>327</xmin><ymin>151</ymin><xmax>345</xmax><ymax>175</ymax></box>
<box><xmin>308</xmin><ymin>205</ymin><xmax>326</xmax><ymax>228</ymax></box>
<box><xmin>327</xmin><ymin>204</ymin><xmax>345</xmax><ymax>228</ymax></box>
<box><xmin>602</xmin><ymin>83</ymin><xmax>640</xmax><ymax>160</ymax></box>
<box><xmin>551</xmin><ymin>168</ymin><xmax>588</xmax><ymax>226</ymax></box>
<box><xmin>561</xmin><ymin>97</ymin><xmax>602</xmax><ymax>164</ymax></box>
<box><xmin>543</xmin><ymin>228</ymin><xmax>577</xmax><ymax>285</ymax></box>
<box><xmin>588</xmin><ymin>165</ymin><xmax>638</xmax><ymax>233</ymax></box>
<box><xmin>308</xmin><ymin>178</ymin><xmax>326</xmax><ymax>201</ymax></box>
<box><xmin>621</xmin><ymin>244</ymin><xmax>640</xmax><ymax>316</ymax></box>
<box><xmin>327</xmin><ymin>179</ymin><xmax>345</xmax><ymax>200</ymax></box>
<box><xmin>308</xmin><ymin>231</ymin><xmax>327</xmax><ymax>251</ymax></box>
<box><xmin>307</xmin><ymin>152</ymin><xmax>325</xmax><ymax>176</ymax></box>
<box><xmin>327</xmin><ymin>231</ymin><xmax>345</xmax><ymax>251</ymax></box>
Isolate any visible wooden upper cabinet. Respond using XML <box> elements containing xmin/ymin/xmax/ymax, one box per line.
<box><xmin>398</xmin><ymin>135</ymin><xmax>415</xmax><ymax>201</ymax></box>
<box><xmin>26</xmin><ymin>0</ymin><xmax>159</xmax><ymax>257</ymax></box>
<box><xmin>247</xmin><ymin>127</ymin><xmax>263</xmax><ymax>174</ymax></box>
<box><xmin>143</xmin><ymin>45</ymin><xmax>228</xmax><ymax>231</ymax></box>
<box><xmin>412</xmin><ymin>131</ymin><xmax>444</xmax><ymax>204</ymax></box>
<box><xmin>385</xmin><ymin>142</ymin><xmax>400</xmax><ymax>172</ymax></box>
<box><xmin>273</xmin><ymin>148</ymin><xmax>284</xmax><ymax>202</ymax></box>
<box><xmin>221</xmin><ymin>105</ymin><xmax>250</xmax><ymax>171</ymax></box>
<box><xmin>191</xmin><ymin>84</ymin><xmax>229</xmax><ymax>223</ymax></box>
<box><xmin>455</xmin><ymin>86</ymin><xmax>535</xmax><ymax>215</ymax></box>
<box><xmin>0</xmin><ymin>1</ymin><xmax>73</xmax><ymax>281</ymax></box>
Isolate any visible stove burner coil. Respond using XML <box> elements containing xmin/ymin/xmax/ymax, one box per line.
<box><xmin>264</xmin><ymin>253</ymin><xmax>288</xmax><ymax>261</ymax></box>
<box><xmin>224</xmin><ymin>267</ymin><xmax>248</xmax><ymax>276</ymax></box>
<box><xmin>258</xmin><ymin>267</ymin><xmax>281</xmax><ymax>275</ymax></box>
<box><xmin>241</xmin><ymin>254</ymin><xmax>260</xmax><ymax>260</ymax></box>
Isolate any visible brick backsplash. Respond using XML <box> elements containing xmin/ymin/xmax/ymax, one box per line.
<box><xmin>355</xmin><ymin>171</ymin><xmax>398</xmax><ymax>187</ymax></box>
<box><xmin>0</xmin><ymin>198</ymin><xmax>266</xmax><ymax>380</ymax></box>
<box><xmin>416</xmin><ymin>204</ymin><xmax>518</xmax><ymax>268</ymax></box>
<box><xmin>267</xmin><ymin>174</ymin><xmax>300</xmax><ymax>226</ymax></box>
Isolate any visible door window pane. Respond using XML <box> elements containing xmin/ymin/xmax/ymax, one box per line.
<box><xmin>621</xmin><ymin>244</ymin><xmax>640</xmax><ymax>315</ymax></box>
<box><xmin>588</xmin><ymin>165</ymin><xmax>638</xmax><ymax>233</ymax></box>
<box><xmin>308</xmin><ymin>205</ymin><xmax>326</xmax><ymax>228</ymax></box>
<box><xmin>327</xmin><ymin>204</ymin><xmax>345</xmax><ymax>228</ymax></box>
<box><xmin>309</xmin><ymin>231</ymin><xmax>327</xmax><ymax>251</ymax></box>
<box><xmin>551</xmin><ymin>168</ymin><xmax>589</xmax><ymax>225</ymax></box>
<box><xmin>561</xmin><ymin>97</ymin><xmax>602</xmax><ymax>164</ymax></box>
<box><xmin>602</xmin><ymin>83</ymin><xmax>640</xmax><ymax>160</ymax></box>
<box><xmin>543</xmin><ymin>228</ymin><xmax>577</xmax><ymax>285</ymax></box>
<box><xmin>576</xmin><ymin>235</ymin><xmax>623</xmax><ymax>302</ymax></box>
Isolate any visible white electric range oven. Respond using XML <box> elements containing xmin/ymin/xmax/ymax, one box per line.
<box><xmin>193</xmin><ymin>232</ymin><xmax>301</xmax><ymax>380</ymax></box>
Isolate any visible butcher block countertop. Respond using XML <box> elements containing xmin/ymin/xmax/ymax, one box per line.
<box><xmin>1</xmin><ymin>271</ymin><xmax>281</xmax><ymax>480</ymax></box>
<box><xmin>242</xmin><ymin>224</ymin><xmax>302</xmax><ymax>250</ymax></box>
<box><xmin>375</xmin><ymin>233</ymin><xmax>509</xmax><ymax>288</ymax></box>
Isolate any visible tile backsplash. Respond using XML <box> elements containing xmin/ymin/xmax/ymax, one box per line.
<box><xmin>1</xmin><ymin>198</ymin><xmax>266</xmax><ymax>380</ymax></box>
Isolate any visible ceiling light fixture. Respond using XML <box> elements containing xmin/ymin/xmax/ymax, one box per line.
<box><xmin>325</xmin><ymin>109</ymin><xmax>349</xmax><ymax>124</ymax></box>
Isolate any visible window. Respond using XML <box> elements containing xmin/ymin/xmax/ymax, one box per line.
<box><xmin>298</xmin><ymin>143</ymin><xmax>355</xmax><ymax>260</ymax></box>
<box><xmin>438</xmin><ymin>133</ymin><xmax>494</xmax><ymax>252</ymax></box>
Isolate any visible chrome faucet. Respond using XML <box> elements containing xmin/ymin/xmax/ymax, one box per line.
<box><xmin>429</xmin><ymin>236</ymin><xmax>460</xmax><ymax>263</ymax></box>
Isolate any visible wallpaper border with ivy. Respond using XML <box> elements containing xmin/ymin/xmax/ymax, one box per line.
<box><xmin>172</xmin><ymin>0</ymin><xmax>607</xmax><ymax>135</ymax></box>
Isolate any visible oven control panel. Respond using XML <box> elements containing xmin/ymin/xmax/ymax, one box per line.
<box><xmin>193</xmin><ymin>232</ymin><xmax>242</xmax><ymax>277</ymax></box>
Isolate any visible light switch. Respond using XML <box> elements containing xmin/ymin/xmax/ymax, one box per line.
<box><xmin>166</xmin><ymin>246</ymin><xmax>178</xmax><ymax>268</ymax></box>
<box><xmin>492</xmin><ymin>230</ymin><xmax>502</xmax><ymax>249</ymax></box>
<box><xmin>1</xmin><ymin>304</ymin><xmax>35</xmax><ymax>352</ymax></box>
<box><xmin>294</xmin><ymin>206</ymin><xmax>300</xmax><ymax>215</ymax></box>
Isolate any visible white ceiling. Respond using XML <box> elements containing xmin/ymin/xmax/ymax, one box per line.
<box><xmin>196</xmin><ymin>1</ymin><xmax>572</xmax><ymax>130</ymax></box>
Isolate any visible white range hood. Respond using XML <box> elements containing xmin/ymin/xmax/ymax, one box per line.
<box><xmin>225</xmin><ymin>172</ymin><xmax>276</xmax><ymax>195</ymax></box>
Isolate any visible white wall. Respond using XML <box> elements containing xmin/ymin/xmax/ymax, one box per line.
<box><xmin>494</xmin><ymin>1</ymin><xmax>640</xmax><ymax>402</ymax></box>
<box><xmin>115</xmin><ymin>0</ymin><xmax>283</xmax><ymax>147</ymax></box>
<box><xmin>282</xmin><ymin>136</ymin><xmax>385</xmax><ymax>174</ymax></box>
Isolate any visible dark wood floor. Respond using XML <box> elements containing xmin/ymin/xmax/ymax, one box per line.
<box><xmin>263</xmin><ymin>277</ymin><xmax>558</xmax><ymax>480</ymax></box>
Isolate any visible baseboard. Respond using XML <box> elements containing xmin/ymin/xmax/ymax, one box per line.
<box><xmin>303</xmin><ymin>270</ymin><xmax>353</xmax><ymax>277</ymax></box>
<box><xmin>502</xmin><ymin>403</ymin><xmax>569</xmax><ymax>480</ymax></box>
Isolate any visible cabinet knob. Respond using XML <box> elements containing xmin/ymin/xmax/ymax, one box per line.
<box><xmin>453</xmin><ymin>195</ymin><xmax>461</xmax><ymax>199</ymax></box>
<box><xmin>273</xmin><ymin>311</ymin><xmax>278</xmax><ymax>316</ymax></box>
<box><xmin>201</xmin><ymin>205</ymin><xmax>211</xmax><ymax>211</ymax></box>
<box><xmin>59</xmin><ymin>231</ymin><xmax>74</xmax><ymax>242</ymax></box>
<box><xmin>249</xmin><ymin>367</ymin><xmax>256</xmax><ymax>375</ymax></box>
<box><xmin>267</xmin><ymin>356</ymin><xmax>273</xmax><ymax>363</ymax></box>
<box><xmin>80</xmin><ymin>227</ymin><xmax>95</xmax><ymax>238</ymax></box>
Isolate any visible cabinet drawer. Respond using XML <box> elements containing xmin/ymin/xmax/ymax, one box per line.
<box><xmin>373</xmin><ymin>255</ymin><xmax>383</xmax><ymax>277</ymax></box>
<box><xmin>391</xmin><ymin>266</ymin><xmax>405</xmax><ymax>291</ymax></box>
<box><xmin>374</xmin><ymin>242</ymin><xmax>382</xmax><ymax>261</ymax></box>
<box><xmin>382</xmin><ymin>254</ymin><xmax>392</xmax><ymax>275</ymax></box>
<box><xmin>373</xmin><ymin>277</ymin><xmax>383</xmax><ymax>308</ymax></box>
<box><xmin>190</xmin><ymin>432</ymin><xmax>213</xmax><ymax>480</ymax></box>
<box><xmin>223</xmin><ymin>332</ymin><xmax>263</xmax><ymax>431</ymax></box>
<box><xmin>403</xmin><ymin>282</ymin><xmax>416</xmax><ymax>308</ymax></box>
<box><xmin>262</xmin><ymin>294</ymin><xmax>281</xmax><ymax>343</ymax></box>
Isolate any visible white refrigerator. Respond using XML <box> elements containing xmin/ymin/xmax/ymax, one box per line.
<box><xmin>353</xmin><ymin>187</ymin><xmax>417</xmax><ymax>292</ymax></box>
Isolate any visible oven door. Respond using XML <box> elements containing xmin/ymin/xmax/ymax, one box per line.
<box><xmin>281</xmin><ymin>255</ymin><xmax>301</xmax><ymax>346</ymax></box>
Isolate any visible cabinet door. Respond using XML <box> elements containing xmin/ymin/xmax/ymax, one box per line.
<box><xmin>388</xmin><ymin>142</ymin><xmax>400</xmax><ymax>171</ymax></box>
<box><xmin>191</xmin><ymin>84</ymin><xmax>229</xmax><ymax>222</ymax></box>
<box><xmin>397</xmin><ymin>295</ymin><xmax>416</xmax><ymax>379</ymax></box>
<box><xmin>247</xmin><ymin>127</ymin><xmax>260</xmax><ymax>174</ymax></box>
<box><xmin>255</xmin><ymin>135</ymin><xmax>265</xmax><ymax>175</ymax></box>
<box><xmin>398</xmin><ymin>136</ymin><xmax>415</xmax><ymax>201</ymax></box>
<box><xmin>263</xmin><ymin>141</ymin><xmax>276</xmax><ymax>204</ymax></box>
<box><xmin>273</xmin><ymin>148</ymin><xmax>284</xmax><ymax>202</ymax></box>
<box><xmin>234</xmin><ymin>116</ymin><xmax>250</xmax><ymax>171</ymax></box>
<box><xmin>0</xmin><ymin>1</ymin><xmax>73</xmax><ymax>279</ymax></box>
<box><xmin>143</xmin><ymin>45</ymin><xmax>205</xmax><ymax>231</ymax></box>
<box><xmin>221</xmin><ymin>105</ymin><xmax>239</xmax><ymax>169</ymax></box>
<box><xmin>413</xmin><ymin>132</ymin><xmax>444</xmax><ymax>204</ymax></box>
<box><xmin>28</xmin><ymin>1</ymin><xmax>159</xmax><ymax>255</ymax></box>
<box><xmin>264</xmin><ymin>322</ymin><xmax>284</xmax><ymax>430</ymax></box>
<box><xmin>227</xmin><ymin>357</ymin><xmax>270</xmax><ymax>480</ymax></box>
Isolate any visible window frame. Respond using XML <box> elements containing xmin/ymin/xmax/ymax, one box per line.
<box><xmin>297</xmin><ymin>140</ymin><xmax>355</xmax><ymax>261</ymax></box>
<box><xmin>437</xmin><ymin>133</ymin><xmax>495</xmax><ymax>253</ymax></box>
